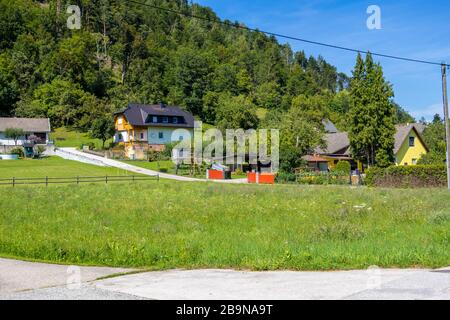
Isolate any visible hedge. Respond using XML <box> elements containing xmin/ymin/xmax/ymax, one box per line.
<box><xmin>277</xmin><ymin>171</ymin><xmax>350</xmax><ymax>185</ymax></box>
<box><xmin>365</xmin><ymin>165</ymin><xmax>447</xmax><ymax>188</ymax></box>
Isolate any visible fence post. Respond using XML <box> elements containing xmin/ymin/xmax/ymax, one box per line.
<box><xmin>12</xmin><ymin>177</ymin><xmax>15</xmax><ymax>187</ymax></box>
<box><xmin>106</xmin><ymin>175</ymin><xmax>108</xmax><ymax>184</ymax></box>
<box><xmin>77</xmin><ymin>176</ymin><xmax>79</xmax><ymax>185</ymax></box>
<box><xmin>46</xmin><ymin>176</ymin><xmax>48</xmax><ymax>187</ymax></box>
<box><xmin>132</xmin><ymin>175</ymin><xmax>135</xmax><ymax>183</ymax></box>
<box><xmin>157</xmin><ymin>174</ymin><xmax>160</xmax><ymax>181</ymax></box>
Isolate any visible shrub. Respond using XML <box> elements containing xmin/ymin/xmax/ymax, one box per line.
<box><xmin>333</xmin><ymin>161</ymin><xmax>351</xmax><ymax>174</ymax></box>
<box><xmin>147</xmin><ymin>149</ymin><xmax>159</xmax><ymax>162</ymax></box>
<box><xmin>277</xmin><ymin>171</ymin><xmax>297</xmax><ymax>183</ymax></box>
<box><xmin>159</xmin><ymin>168</ymin><xmax>168</xmax><ymax>173</ymax></box>
<box><xmin>365</xmin><ymin>165</ymin><xmax>447</xmax><ymax>188</ymax></box>
<box><xmin>10</xmin><ymin>147</ymin><xmax>24</xmax><ymax>158</ymax></box>
<box><xmin>36</xmin><ymin>145</ymin><xmax>46</xmax><ymax>158</ymax></box>
<box><xmin>296</xmin><ymin>171</ymin><xmax>349</xmax><ymax>185</ymax></box>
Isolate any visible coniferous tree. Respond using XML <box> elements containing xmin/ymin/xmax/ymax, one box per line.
<box><xmin>349</xmin><ymin>53</ymin><xmax>395</xmax><ymax>167</ymax></box>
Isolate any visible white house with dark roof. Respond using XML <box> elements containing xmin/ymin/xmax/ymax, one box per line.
<box><xmin>113</xmin><ymin>103</ymin><xmax>195</xmax><ymax>159</ymax></box>
<box><xmin>0</xmin><ymin>117</ymin><xmax>51</xmax><ymax>146</ymax></box>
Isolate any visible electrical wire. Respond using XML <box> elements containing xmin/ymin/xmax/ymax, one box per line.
<box><xmin>127</xmin><ymin>0</ymin><xmax>449</xmax><ymax>68</ymax></box>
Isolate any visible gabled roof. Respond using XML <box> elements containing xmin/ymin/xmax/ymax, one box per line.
<box><xmin>394</xmin><ymin>124</ymin><xmax>429</xmax><ymax>153</ymax></box>
<box><xmin>0</xmin><ymin>117</ymin><xmax>51</xmax><ymax>132</ymax></box>
<box><xmin>115</xmin><ymin>103</ymin><xmax>195</xmax><ymax>128</ymax></box>
<box><xmin>316</xmin><ymin>123</ymin><xmax>428</xmax><ymax>156</ymax></box>
<box><xmin>315</xmin><ymin>132</ymin><xmax>350</xmax><ymax>155</ymax></box>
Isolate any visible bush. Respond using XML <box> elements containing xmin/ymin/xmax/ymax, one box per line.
<box><xmin>147</xmin><ymin>149</ymin><xmax>159</xmax><ymax>162</ymax></box>
<box><xmin>333</xmin><ymin>161</ymin><xmax>351</xmax><ymax>174</ymax></box>
<box><xmin>10</xmin><ymin>147</ymin><xmax>24</xmax><ymax>158</ymax></box>
<box><xmin>296</xmin><ymin>171</ymin><xmax>350</xmax><ymax>185</ymax></box>
<box><xmin>277</xmin><ymin>171</ymin><xmax>297</xmax><ymax>183</ymax></box>
<box><xmin>365</xmin><ymin>165</ymin><xmax>447</xmax><ymax>188</ymax></box>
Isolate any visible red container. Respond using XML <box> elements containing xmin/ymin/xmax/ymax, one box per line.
<box><xmin>247</xmin><ymin>172</ymin><xmax>257</xmax><ymax>184</ymax></box>
<box><xmin>259</xmin><ymin>173</ymin><xmax>275</xmax><ymax>185</ymax></box>
<box><xmin>247</xmin><ymin>172</ymin><xmax>275</xmax><ymax>184</ymax></box>
<box><xmin>208</xmin><ymin>170</ymin><xmax>224</xmax><ymax>180</ymax></box>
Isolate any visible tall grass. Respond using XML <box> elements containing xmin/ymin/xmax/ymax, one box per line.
<box><xmin>1</xmin><ymin>181</ymin><xmax>449</xmax><ymax>270</ymax></box>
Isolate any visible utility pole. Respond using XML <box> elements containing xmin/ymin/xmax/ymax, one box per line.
<box><xmin>442</xmin><ymin>63</ymin><xmax>450</xmax><ymax>190</ymax></box>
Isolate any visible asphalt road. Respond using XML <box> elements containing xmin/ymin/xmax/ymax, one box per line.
<box><xmin>1</xmin><ymin>258</ymin><xmax>449</xmax><ymax>300</ymax></box>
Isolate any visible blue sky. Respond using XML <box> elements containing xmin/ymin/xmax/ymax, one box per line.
<box><xmin>195</xmin><ymin>0</ymin><xmax>450</xmax><ymax>121</ymax></box>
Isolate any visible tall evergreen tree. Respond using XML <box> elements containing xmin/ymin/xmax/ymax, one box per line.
<box><xmin>349</xmin><ymin>53</ymin><xmax>395</xmax><ymax>167</ymax></box>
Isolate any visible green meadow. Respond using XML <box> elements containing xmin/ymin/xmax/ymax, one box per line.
<box><xmin>0</xmin><ymin>157</ymin><xmax>449</xmax><ymax>270</ymax></box>
<box><xmin>0</xmin><ymin>157</ymin><xmax>132</xmax><ymax>178</ymax></box>
<box><xmin>50</xmin><ymin>127</ymin><xmax>113</xmax><ymax>149</ymax></box>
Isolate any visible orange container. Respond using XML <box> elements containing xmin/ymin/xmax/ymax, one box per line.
<box><xmin>208</xmin><ymin>170</ymin><xmax>224</xmax><ymax>180</ymax></box>
<box><xmin>247</xmin><ymin>172</ymin><xmax>257</xmax><ymax>184</ymax></box>
<box><xmin>259</xmin><ymin>173</ymin><xmax>275</xmax><ymax>185</ymax></box>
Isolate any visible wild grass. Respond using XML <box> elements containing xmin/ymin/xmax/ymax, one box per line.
<box><xmin>1</xmin><ymin>176</ymin><xmax>449</xmax><ymax>270</ymax></box>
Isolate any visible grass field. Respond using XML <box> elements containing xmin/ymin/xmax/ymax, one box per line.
<box><xmin>1</xmin><ymin>157</ymin><xmax>449</xmax><ymax>270</ymax></box>
<box><xmin>50</xmin><ymin>127</ymin><xmax>113</xmax><ymax>149</ymax></box>
<box><xmin>0</xmin><ymin>157</ymin><xmax>133</xmax><ymax>178</ymax></box>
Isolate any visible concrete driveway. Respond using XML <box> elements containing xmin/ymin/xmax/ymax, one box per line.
<box><xmin>1</xmin><ymin>258</ymin><xmax>449</xmax><ymax>300</ymax></box>
<box><xmin>57</xmin><ymin>148</ymin><xmax>247</xmax><ymax>184</ymax></box>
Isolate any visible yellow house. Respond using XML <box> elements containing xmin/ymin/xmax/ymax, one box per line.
<box><xmin>113</xmin><ymin>103</ymin><xmax>195</xmax><ymax>159</ymax></box>
<box><xmin>394</xmin><ymin>124</ymin><xmax>428</xmax><ymax>166</ymax></box>
<box><xmin>308</xmin><ymin>123</ymin><xmax>428</xmax><ymax>171</ymax></box>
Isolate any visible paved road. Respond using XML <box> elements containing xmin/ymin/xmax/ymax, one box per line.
<box><xmin>1</xmin><ymin>258</ymin><xmax>449</xmax><ymax>300</ymax></box>
<box><xmin>58</xmin><ymin>148</ymin><xmax>247</xmax><ymax>184</ymax></box>
<box><xmin>0</xmin><ymin>258</ymin><xmax>141</xmax><ymax>299</ymax></box>
<box><xmin>93</xmin><ymin>268</ymin><xmax>450</xmax><ymax>300</ymax></box>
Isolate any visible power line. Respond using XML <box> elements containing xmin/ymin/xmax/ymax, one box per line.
<box><xmin>127</xmin><ymin>0</ymin><xmax>448</xmax><ymax>68</ymax></box>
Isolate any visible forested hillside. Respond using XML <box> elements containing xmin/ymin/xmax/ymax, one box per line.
<box><xmin>0</xmin><ymin>0</ymin><xmax>412</xmax><ymax>134</ymax></box>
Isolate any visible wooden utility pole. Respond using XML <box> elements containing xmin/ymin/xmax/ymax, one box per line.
<box><xmin>442</xmin><ymin>64</ymin><xmax>450</xmax><ymax>190</ymax></box>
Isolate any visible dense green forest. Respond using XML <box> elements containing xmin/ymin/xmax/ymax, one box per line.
<box><xmin>0</xmin><ymin>0</ymin><xmax>413</xmax><ymax>127</ymax></box>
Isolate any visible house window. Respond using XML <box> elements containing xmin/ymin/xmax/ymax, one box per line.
<box><xmin>153</xmin><ymin>116</ymin><xmax>158</xmax><ymax>123</ymax></box>
<box><xmin>179</xmin><ymin>136</ymin><xmax>184</xmax><ymax>141</ymax></box>
<box><xmin>118</xmin><ymin>133</ymin><xmax>123</xmax><ymax>140</ymax></box>
<box><xmin>412</xmin><ymin>159</ymin><xmax>417</xmax><ymax>165</ymax></box>
<box><xmin>173</xmin><ymin>117</ymin><xmax>178</xmax><ymax>124</ymax></box>
<box><xmin>409</xmin><ymin>136</ymin><xmax>415</xmax><ymax>147</ymax></box>
<box><xmin>140</xmin><ymin>133</ymin><xmax>144</xmax><ymax>140</ymax></box>
<box><xmin>163</xmin><ymin>116</ymin><xmax>169</xmax><ymax>124</ymax></box>
<box><xmin>158</xmin><ymin>132</ymin><xmax>164</xmax><ymax>139</ymax></box>
<box><xmin>117</xmin><ymin>117</ymin><xmax>123</xmax><ymax>125</ymax></box>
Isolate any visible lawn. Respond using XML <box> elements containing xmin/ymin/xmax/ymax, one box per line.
<box><xmin>50</xmin><ymin>127</ymin><xmax>113</xmax><ymax>149</ymax></box>
<box><xmin>0</xmin><ymin>157</ymin><xmax>134</xmax><ymax>178</ymax></box>
<box><xmin>0</xmin><ymin>161</ymin><xmax>449</xmax><ymax>270</ymax></box>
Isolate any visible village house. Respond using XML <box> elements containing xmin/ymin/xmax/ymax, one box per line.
<box><xmin>0</xmin><ymin>117</ymin><xmax>51</xmax><ymax>146</ymax></box>
<box><xmin>306</xmin><ymin>123</ymin><xmax>429</xmax><ymax>171</ymax></box>
<box><xmin>113</xmin><ymin>103</ymin><xmax>195</xmax><ymax>160</ymax></box>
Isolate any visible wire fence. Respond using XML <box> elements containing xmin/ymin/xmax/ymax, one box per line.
<box><xmin>0</xmin><ymin>175</ymin><xmax>159</xmax><ymax>187</ymax></box>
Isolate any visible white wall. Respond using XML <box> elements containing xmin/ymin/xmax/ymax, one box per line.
<box><xmin>0</xmin><ymin>132</ymin><xmax>49</xmax><ymax>146</ymax></box>
<box><xmin>148</xmin><ymin>128</ymin><xmax>192</xmax><ymax>145</ymax></box>
<box><xmin>0</xmin><ymin>133</ymin><xmax>24</xmax><ymax>146</ymax></box>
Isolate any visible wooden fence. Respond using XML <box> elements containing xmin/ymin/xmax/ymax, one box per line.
<box><xmin>0</xmin><ymin>175</ymin><xmax>159</xmax><ymax>186</ymax></box>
